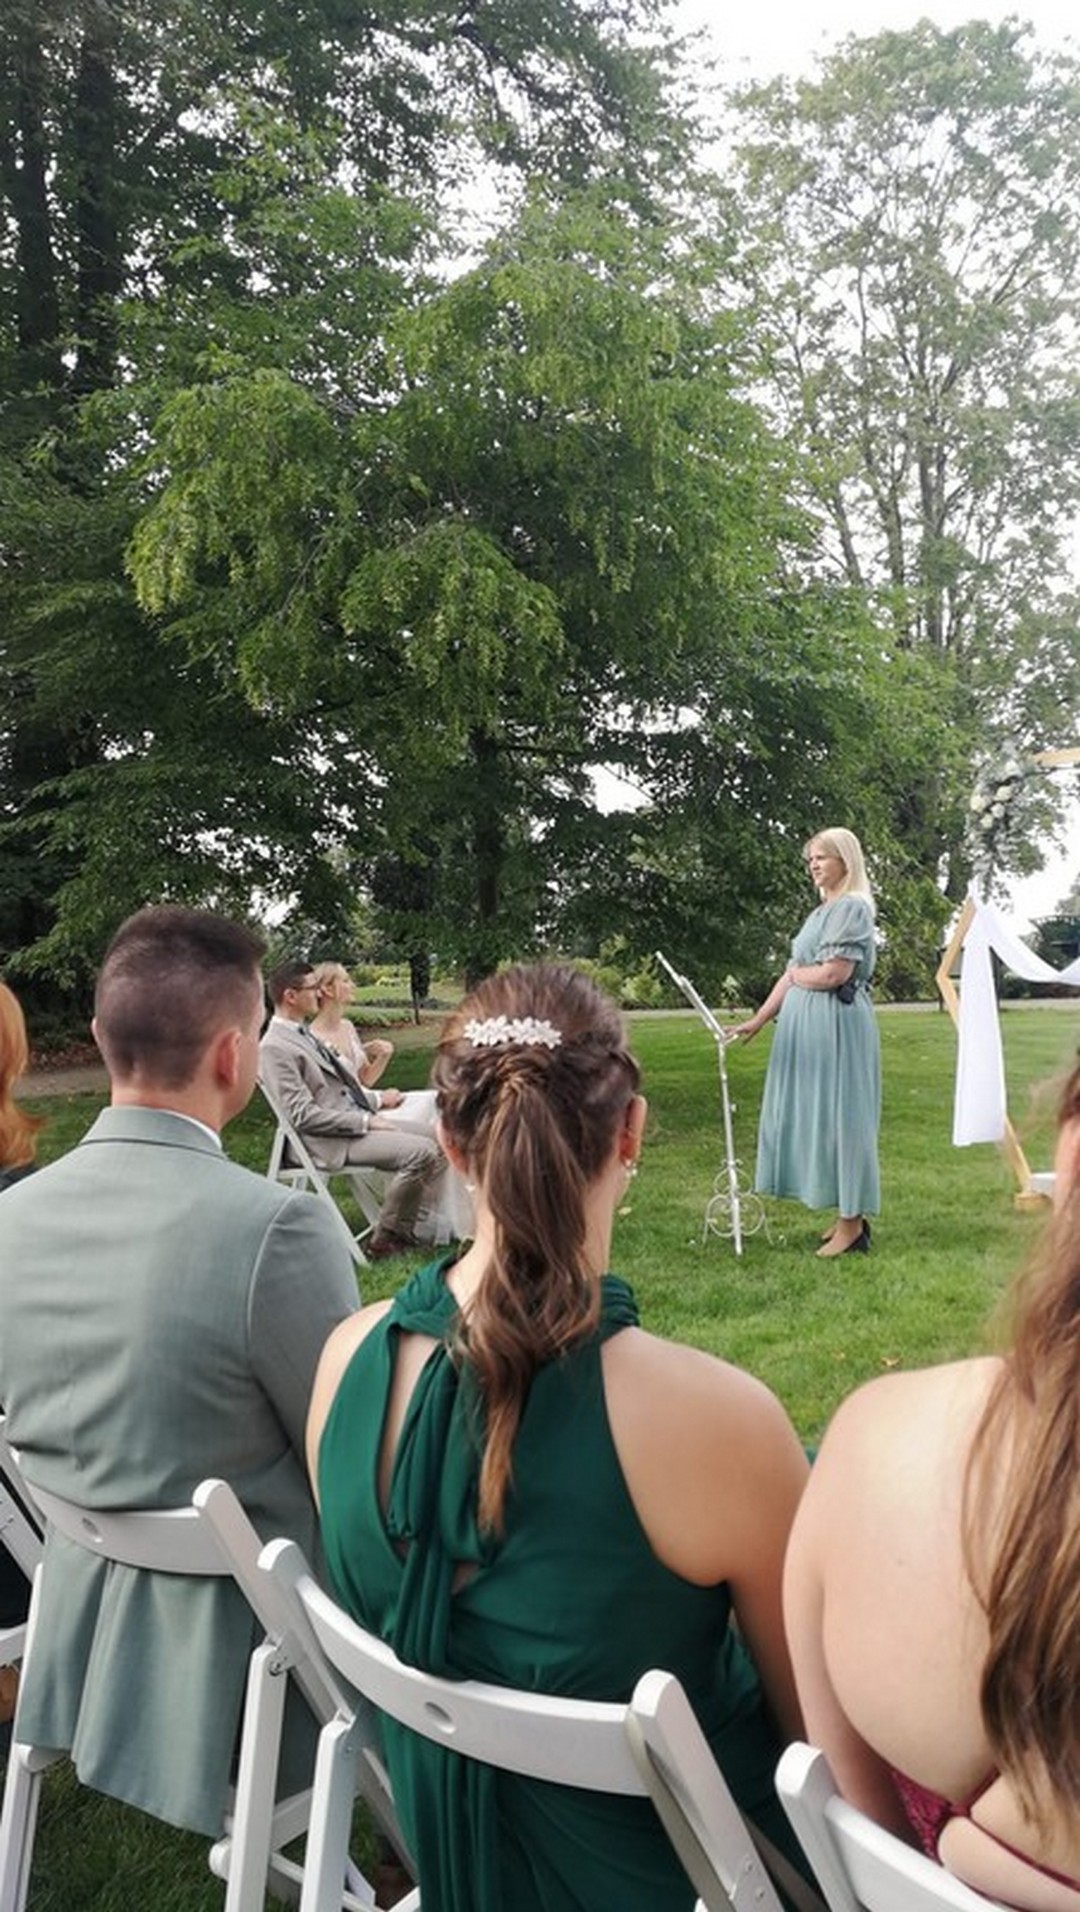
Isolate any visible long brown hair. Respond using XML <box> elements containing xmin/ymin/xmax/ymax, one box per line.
<box><xmin>0</xmin><ymin>982</ymin><xmax>42</xmax><ymax>1171</ymax></box>
<box><xmin>964</xmin><ymin>1056</ymin><xmax>1080</xmax><ymax>1823</ymax></box>
<box><xmin>433</xmin><ymin>964</ymin><xmax>640</xmax><ymax>1535</ymax></box>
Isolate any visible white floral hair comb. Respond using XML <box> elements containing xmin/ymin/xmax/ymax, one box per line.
<box><xmin>463</xmin><ymin>1014</ymin><xmax>562</xmax><ymax>1050</ymax></box>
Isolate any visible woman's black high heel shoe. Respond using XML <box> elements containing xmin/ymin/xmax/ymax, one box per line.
<box><xmin>821</xmin><ymin>1218</ymin><xmax>872</xmax><ymax>1246</ymax></box>
<box><xmin>843</xmin><ymin>1221</ymin><xmax>871</xmax><ymax>1254</ymax></box>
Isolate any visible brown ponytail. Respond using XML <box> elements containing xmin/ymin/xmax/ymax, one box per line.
<box><xmin>433</xmin><ymin>964</ymin><xmax>639</xmax><ymax>1535</ymax></box>
<box><xmin>963</xmin><ymin>1057</ymin><xmax>1080</xmax><ymax>1824</ymax></box>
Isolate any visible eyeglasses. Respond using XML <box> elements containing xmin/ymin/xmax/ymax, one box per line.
<box><xmin>292</xmin><ymin>980</ymin><xmax>319</xmax><ymax>995</ymax></box>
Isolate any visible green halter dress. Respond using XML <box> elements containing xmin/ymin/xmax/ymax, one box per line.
<box><xmin>317</xmin><ymin>1257</ymin><xmax>796</xmax><ymax>1911</ymax></box>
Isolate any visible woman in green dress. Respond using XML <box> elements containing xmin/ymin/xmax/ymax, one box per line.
<box><xmin>307</xmin><ymin>963</ymin><xmax>810</xmax><ymax>1912</ymax></box>
<box><xmin>727</xmin><ymin>828</ymin><xmax>880</xmax><ymax>1258</ymax></box>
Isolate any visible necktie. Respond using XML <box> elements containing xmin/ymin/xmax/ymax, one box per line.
<box><xmin>301</xmin><ymin>1026</ymin><xmax>377</xmax><ymax>1113</ymax></box>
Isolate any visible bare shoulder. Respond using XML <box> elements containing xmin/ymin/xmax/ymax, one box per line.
<box><xmin>817</xmin><ymin>1356</ymin><xmax>1001</xmax><ymax>1463</ymax></box>
<box><xmin>604</xmin><ymin>1325</ymin><xmax>795</xmax><ymax>1439</ymax></box>
<box><xmin>795</xmin><ymin>1355</ymin><xmax>1003</xmax><ymax>1548</ymax></box>
<box><xmin>602</xmin><ymin>1327</ymin><xmax>807</xmax><ymax>1586</ymax></box>
<box><xmin>314</xmin><ymin>1298</ymin><xmax>394</xmax><ymax>1397</ymax></box>
<box><xmin>306</xmin><ymin>1298</ymin><xmax>394</xmax><ymax>1493</ymax></box>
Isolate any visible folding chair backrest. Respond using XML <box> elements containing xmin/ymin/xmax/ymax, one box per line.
<box><xmin>28</xmin><ymin>1480</ymin><xmax>228</xmax><ymax>1575</ymax></box>
<box><xmin>263</xmin><ymin>1536</ymin><xmax>785</xmax><ymax>1912</ymax></box>
<box><xmin>0</xmin><ymin>1469</ymin><xmax>390</xmax><ymax>1912</ymax></box>
<box><xmin>195</xmin><ymin>1480</ymin><xmax>353</xmax><ymax>1727</ymax></box>
<box><xmin>776</xmin><ymin>1743</ymin><xmax>1012</xmax><ymax>1912</ymax></box>
<box><xmin>257</xmin><ymin>1077</ymin><xmax>374</xmax><ymax>1267</ymax></box>
<box><xmin>0</xmin><ymin>1422</ymin><xmax>43</xmax><ymax>1586</ymax></box>
<box><xmin>0</xmin><ymin>1476</ymin><xmax>251</xmax><ymax>1912</ymax></box>
<box><xmin>195</xmin><ymin>1482</ymin><xmax>411</xmax><ymax>1880</ymax></box>
<box><xmin>0</xmin><ymin>1421</ymin><xmax>43</xmax><ymax>1670</ymax></box>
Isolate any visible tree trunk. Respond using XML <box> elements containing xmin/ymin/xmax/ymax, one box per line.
<box><xmin>465</xmin><ymin>728</ymin><xmax>504</xmax><ymax>989</ymax></box>
<box><xmin>71</xmin><ymin>7</ymin><xmax>122</xmax><ymax>396</ymax></box>
<box><xmin>5</xmin><ymin>23</ymin><xmax>62</xmax><ymax>386</ymax></box>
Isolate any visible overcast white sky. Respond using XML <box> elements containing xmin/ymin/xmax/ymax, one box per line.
<box><xmin>670</xmin><ymin>0</ymin><xmax>1078</xmax><ymax>80</ymax></box>
<box><xmin>660</xmin><ymin>0</ymin><xmax>1079</xmax><ymax>924</ymax></box>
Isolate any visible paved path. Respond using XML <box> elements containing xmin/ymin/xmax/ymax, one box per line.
<box><xmin>20</xmin><ymin>1063</ymin><xmax>108</xmax><ymax>1099</ymax></box>
<box><xmin>20</xmin><ymin>1016</ymin><xmax>439</xmax><ymax>1099</ymax></box>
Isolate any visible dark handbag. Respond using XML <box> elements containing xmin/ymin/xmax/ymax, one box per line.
<box><xmin>835</xmin><ymin>977</ymin><xmax>856</xmax><ymax>1005</ymax></box>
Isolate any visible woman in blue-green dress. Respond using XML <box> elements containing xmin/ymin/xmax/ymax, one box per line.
<box><xmin>306</xmin><ymin>963</ymin><xmax>811</xmax><ymax>1912</ymax></box>
<box><xmin>728</xmin><ymin>828</ymin><xmax>880</xmax><ymax>1258</ymax></box>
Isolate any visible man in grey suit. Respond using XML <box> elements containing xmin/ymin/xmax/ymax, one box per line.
<box><xmin>0</xmin><ymin>907</ymin><xmax>358</xmax><ymax>1835</ymax></box>
<box><xmin>260</xmin><ymin>956</ymin><xmax>444</xmax><ymax>1260</ymax></box>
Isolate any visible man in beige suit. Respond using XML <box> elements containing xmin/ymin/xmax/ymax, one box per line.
<box><xmin>0</xmin><ymin>907</ymin><xmax>358</xmax><ymax>1835</ymax></box>
<box><xmin>260</xmin><ymin>956</ymin><xmax>444</xmax><ymax>1259</ymax></box>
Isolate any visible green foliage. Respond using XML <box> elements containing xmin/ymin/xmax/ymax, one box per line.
<box><xmin>566</xmin><ymin>940</ymin><xmax>671</xmax><ymax>1010</ymax></box>
<box><xmin>727</xmin><ymin>18</ymin><xmax>1080</xmax><ymax>897</ymax></box>
<box><xmin>8</xmin><ymin>4</ymin><xmax>1065</xmax><ymax>1005</ymax></box>
<box><xmin>0</xmin><ymin>0</ymin><xmax>684</xmax><ymax>993</ymax></box>
<box><xmin>120</xmin><ymin>171</ymin><xmax>833</xmax><ymax>982</ymax></box>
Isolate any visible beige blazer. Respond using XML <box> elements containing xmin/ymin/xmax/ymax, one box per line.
<box><xmin>260</xmin><ymin>1017</ymin><xmax>378</xmax><ymax>1169</ymax></box>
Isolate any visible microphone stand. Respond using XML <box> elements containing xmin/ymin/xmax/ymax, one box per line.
<box><xmin>655</xmin><ymin>950</ymin><xmax>765</xmax><ymax>1256</ymax></box>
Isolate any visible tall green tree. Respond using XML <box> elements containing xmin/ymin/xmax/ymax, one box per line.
<box><xmin>127</xmin><ymin>181</ymin><xmax>830</xmax><ymax>982</ymax></box>
<box><xmin>0</xmin><ymin>0</ymin><xmax>681</xmax><ymax>996</ymax></box>
<box><xmin>728</xmin><ymin>19</ymin><xmax>1080</xmax><ymax>900</ymax></box>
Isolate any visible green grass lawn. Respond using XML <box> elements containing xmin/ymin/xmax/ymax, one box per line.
<box><xmin>10</xmin><ymin>1002</ymin><xmax>1076</xmax><ymax>1904</ymax></box>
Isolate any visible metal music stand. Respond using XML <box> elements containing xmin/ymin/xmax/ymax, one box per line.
<box><xmin>655</xmin><ymin>950</ymin><xmax>765</xmax><ymax>1256</ymax></box>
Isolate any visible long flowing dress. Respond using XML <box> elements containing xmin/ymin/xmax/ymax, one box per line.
<box><xmin>755</xmin><ymin>894</ymin><xmax>880</xmax><ymax>1215</ymax></box>
<box><xmin>317</xmin><ymin>1258</ymin><xmax>802</xmax><ymax>1912</ymax></box>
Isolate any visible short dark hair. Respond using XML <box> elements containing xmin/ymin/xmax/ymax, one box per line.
<box><xmin>266</xmin><ymin>957</ymin><xmax>315</xmax><ymax>1007</ymax></box>
<box><xmin>94</xmin><ymin>906</ymin><xmax>265</xmax><ymax>1089</ymax></box>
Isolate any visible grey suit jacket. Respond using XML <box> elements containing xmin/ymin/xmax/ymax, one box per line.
<box><xmin>260</xmin><ymin>1018</ymin><xmax>378</xmax><ymax>1169</ymax></box>
<box><xmin>0</xmin><ymin>1106</ymin><xmax>358</xmax><ymax>1833</ymax></box>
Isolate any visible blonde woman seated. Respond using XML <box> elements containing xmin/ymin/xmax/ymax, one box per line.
<box><xmin>307</xmin><ymin>963</ymin><xmax>811</xmax><ymax>1912</ymax></box>
<box><xmin>784</xmin><ymin>1053</ymin><xmax>1080</xmax><ymax>1909</ymax></box>
<box><xmin>310</xmin><ymin>961</ymin><xmax>395</xmax><ymax>1085</ymax></box>
<box><xmin>310</xmin><ymin>959</ymin><xmax>471</xmax><ymax>1244</ymax></box>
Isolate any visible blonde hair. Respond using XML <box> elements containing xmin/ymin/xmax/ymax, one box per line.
<box><xmin>805</xmin><ymin>828</ymin><xmax>874</xmax><ymax>912</ymax></box>
<box><xmin>434</xmin><ymin>964</ymin><xmax>640</xmax><ymax>1535</ymax></box>
<box><xmin>964</xmin><ymin>1055</ymin><xmax>1080</xmax><ymax>1826</ymax></box>
<box><xmin>0</xmin><ymin>983</ymin><xmax>42</xmax><ymax>1170</ymax></box>
<box><xmin>312</xmin><ymin>961</ymin><xmax>350</xmax><ymax>1002</ymax></box>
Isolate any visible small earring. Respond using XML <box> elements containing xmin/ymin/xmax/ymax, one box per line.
<box><xmin>621</xmin><ymin>1159</ymin><xmax>638</xmax><ymax>1182</ymax></box>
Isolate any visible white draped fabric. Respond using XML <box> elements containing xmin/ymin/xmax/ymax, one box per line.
<box><xmin>379</xmin><ymin>1088</ymin><xmax>475</xmax><ymax>1241</ymax></box>
<box><xmin>953</xmin><ymin>891</ymin><xmax>1080</xmax><ymax>1146</ymax></box>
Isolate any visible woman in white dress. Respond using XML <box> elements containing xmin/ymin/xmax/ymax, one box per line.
<box><xmin>310</xmin><ymin>962</ymin><xmax>395</xmax><ymax>1085</ymax></box>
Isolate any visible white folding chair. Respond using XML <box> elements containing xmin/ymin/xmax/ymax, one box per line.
<box><xmin>258</xmin><ymin>1076</ymin><xmax>384</xmax><ymax>1267</ymax></box>
<box><xmin>0</xmin><ymin>1423</ymin><xmax>43</xmax><ymax>1670</ymax></box>
<box><xmin>194</xmin><ymin>1480</ymin><xmax>413</xmax><ymax>1907</ymax></box>
<box><xmin>776</xmin><ymin>1743</ymin><xmax>1012</xmax><ymax>1912</ymax></box>
<box><xmin>0</xmin><ymin>1471</ymin><xmax>390</xmax><ymax>1912</ymax></box>
<box><xmin>256</xmin><ymin>1535</ymin><xmax>796</xmax><ymax>1912</ymax></box>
